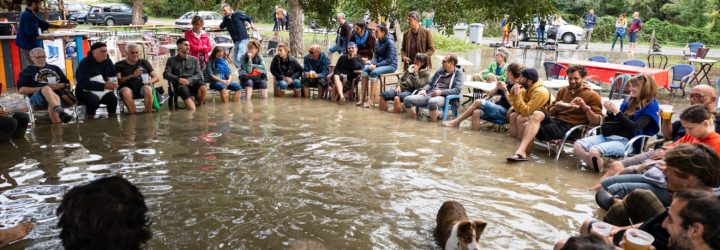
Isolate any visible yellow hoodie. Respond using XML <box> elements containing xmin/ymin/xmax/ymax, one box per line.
<box><xmin>508</xmin><ymin>80</ymin><xmax>552</xmax><ymax>116</ymax></box>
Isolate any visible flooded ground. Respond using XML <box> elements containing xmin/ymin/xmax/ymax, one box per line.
<box><xmin>0</xmin><ymin>47</ymin><xmax>705</xmax><ymax>249</ymax></box>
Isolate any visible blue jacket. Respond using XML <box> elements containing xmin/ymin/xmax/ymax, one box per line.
<box><xmin>584</xmin><ymin>14</ymin><xmax>596</xmax><ymax>29</ymax></box>
<box><xmin>220</xmin><ymin>11</ymin><xmax>254</xmax><ymax>43</ymax></box>
<box><xmin>303</xmin><ymin>52</ymin><xmax>330</xmax><ymax>78</ymax></box>
<box><xmin>16</xmin><ymin>8</ymin><xmax>50</xmax><ymax>50</ymax></box>
<box><xmin>371</xmin><ymin>36</ymin><xmax>398</xmax><ymax>69</ymax></box>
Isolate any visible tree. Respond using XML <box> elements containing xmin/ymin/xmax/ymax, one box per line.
<box><xmin>132</xmin><ymin>0</ymin><xmax>144</xmax><ymax>25</ymax></box>
<box><xmin>289</xmin><ymin>0</ymin><xmax>305</xmax><ymax>56</ymax></box>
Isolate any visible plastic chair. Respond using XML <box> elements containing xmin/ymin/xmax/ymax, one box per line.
<box><xmin>103</xmin><ymin>36</ymin><xmax>119</xmax><ymax>62</ymax></box>
<box><xmin>668</xmin><ymin>64</ymin><xmax>695</xmax><ymax>97</ymax></box>
<box><xmin>534</xmin><ymin>124</ymin><xmax>593</xmax><ymax>160</ymax></box>
<box><xmin>622</xmin><ymin>60</ymin><xmax>646</xmax><ymax>67</ymax></box>
<box><xmin>543</xmin><ymin>61</ymin><xmax>567</xmax><ymax>80</ymax></box>
<box><xmin>414</xmin><ymin>95</ymin><xmax>462</xmax><ymax>121</ymax></box>
<box><xmin>608</xmin><ymin>74</ymin><xmax>632</xmax><ymax>100</ymax></box>
<box><xmin>588</xmin><ymin>56</ymin><xmax>609</xmax><ymax>63</ymax></box>
<box><xmin>683</xmin><ymin>42</ymin><xmax>705</xmax><ymax>58</ymax></box>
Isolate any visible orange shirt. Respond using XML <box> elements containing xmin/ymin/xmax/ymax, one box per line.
<box><xmin>667</xmin><ymin>132</ymin><xmax>720</xmax><ymax>154</ymax></box>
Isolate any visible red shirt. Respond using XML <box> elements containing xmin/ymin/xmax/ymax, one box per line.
<box><xmin>184</xmin><ymin>30</ymin><xmax>213</xmax><ymax>60</ymax></box>
<box><xmin>668</xmin><ymin>132</ymin><xmax>720</xmax><ymax>154</ymax></box>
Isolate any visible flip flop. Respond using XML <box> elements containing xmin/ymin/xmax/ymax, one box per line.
<box><xmin>506</xmin><ymin>154</ymin><xmax>528</xmax><ymax>162</ymax></box>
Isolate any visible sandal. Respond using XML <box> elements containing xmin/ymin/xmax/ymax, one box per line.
<box><xmin>506</xmin><ymin>154</ymin><xmax>528</xmax><ymax>162</ymax></box>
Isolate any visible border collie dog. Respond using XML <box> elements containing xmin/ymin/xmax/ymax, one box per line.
<box><xmin>434</xmin><ymin>201</ymin><xmax>487</xmax><ymax>250</ymax></box>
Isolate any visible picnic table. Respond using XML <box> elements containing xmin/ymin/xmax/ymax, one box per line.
<box><xmin>556</xmin><ymin>59</ymin><xmax>670</xmax><ymax>88</ymax></box>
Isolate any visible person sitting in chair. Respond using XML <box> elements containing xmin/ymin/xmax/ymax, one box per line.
<box><xmin>379</xmin><ymin>53</ymin><xmax>431</xmax><ymax>113</ymax></box>
<box><xmin>270</xmin><ymin>43</ymin><xmax>303</xmax><ymax>98</ymax></box>
<box><xmin>472</xmin><ymin>47</ymin><xmax>509</xmax><ymax>83</ymax></box>
<box><xmin>75</xmin><ymin>42</ymin><xmax>118</xmax><ymax>118</ymax></box>
<box><xmin>358</xmin><ymin>25</ymin><xmax>397</xmax><ymax>108</ymax></box>
<box><xmin>163</xmin><ymin>38</ymin><xmax>207</xmax><ymax>111</ymax></box>
<box><xmin>206</xmin><ymin>46</ymin><xmax>242</xmax><ymax>102</ymax></box>
<box><xmin>239</xmin><ymin>40</ymin><xmax>268</xmax><ymax>101</ymax></box>
<box><xmin>330</xmin><ymin>42</ymin><xmax>363</xmax><ymax>102</ymax></box>
<box><xmin>17</xmin><ymin>48</ymin><xmax>73</xmax><ymax>123</ymax></box>
<box><xmin>115</xmin><ymin>43</ymin><xmax>159</xmax><ymax>113</ymax></box>
<box><xmin>301</xmin><ymin>44</ymin><xmax>330</xmax><ymax>98</ymax></box>
<box><xmin>403</xmin><ymin>54</ymin><xmax>463</xmax><ymax>122</ymax></box>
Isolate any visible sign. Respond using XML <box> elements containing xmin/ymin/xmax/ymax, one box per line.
<box><xmin>43</xmin><ymin>38</ymin><xmax>66</xmax><ymax>72</ymax></box>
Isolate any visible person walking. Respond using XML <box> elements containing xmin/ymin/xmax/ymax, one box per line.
<box><xmin>627</xmin><ymin>12</ymin><xmax>642</xmax><ymax>53</ymax></box>
<box><xmin>610</xmin><ymin>14</ymin><xmax>627</xmax><ymax>52</ymax></box>
<box><xmin>576</xmin><ymin>9</ymin><xmax>596</xmax><ymax>50</ymax></box>
<box><xmin>219</xmin><ymin>4</ymin><xmax>257</xmax><ymax>69</ymax></box>
<box><xmin>537</xmin><ymin>16</ymin><xmax>546</xmax><ymax>46</ymax></box>
<box><xmin>501</xmin><ymin>15</ymin><xmax>510</xmax><ymax>47</ymax></box>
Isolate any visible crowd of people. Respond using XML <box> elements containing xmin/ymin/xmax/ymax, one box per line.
<box><xmin>2</xmin><ymin>3</ymin><xmax>720</xmax><ymax>248</ymax></box>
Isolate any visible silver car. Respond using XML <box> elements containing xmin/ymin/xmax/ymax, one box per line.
<box><xmin>518</xmin><ymin>19</ymin><xmax>584</xmax><ymax>44</ymax></box>
<box><xmin>174</xmin><ymin>11</ymin><xmax>224</xmax><ymax>31</ymax></box>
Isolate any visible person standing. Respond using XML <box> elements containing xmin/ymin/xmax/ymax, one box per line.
<box><xmin>627</xmin><ymin>12</ymin><xmax>643</xmax><ymax>53</ymax></box>
<box><xmin>275</xmin><ymin>6</ymin><xmax>286</xmax><ymax>32</ymax></box>
<box><xmin>501</xmin><ymin>15</ymin><xmax>510</xmax><ymax>47</ymax></box>
<box><xmin>184</xmin><ymin>16</ymin><xmax>213</xmax><ymax>66</ymax></box>
<box><xmin>219</xmin><ymin>4</ymin><xmax>257</xmax><ymax>69</ymax></box>
<box><xmin>328</xmin><ymin>13</ymin><xmax>352</xmax><ymax>61</ymax></box>
<box><xmin>537</xmin><ymin>16</ymin><xmax>546</xmax><ymax>46</ymax></box>
<box><xmin>610</xmin><ymin>14</ymin><xmax>627</xmax><ymax>52</ymax></box>
<box><xmin>577</xmin><ymin>9</ymin><xmax>596</xmax><ymax>50</ymax></box>
<box><xmin>401</xmin><ymin>11</ymin><xmax>435</xmax><ymax>70</ymax></box>
<box><xmin>16</xmin><ymin>0</ymin><xmax>75</xmax><ymax>66</ymax></box>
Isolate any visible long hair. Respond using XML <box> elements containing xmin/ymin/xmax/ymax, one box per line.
<box><xmin>664</xmin><ymin>143</ymin><xmax>720</xmax><ymax>189</ymax></box>
<box><xmin>208</xmin><ymin>46</ymin><xmax>225</xmax><ymax>61</ymax></box>
<box><xmin>414</xmin><ymin>53</ymin><xmax>430</xmax><ymax>70</ymax></box>
<box><xmin>624</xmin><ymin>74</ymin><xmax>657</xmax><ymax>116</ymax></box>
<box><xmin>57</xmin><ymin>176</ymin><xmax>152</xmax><ymax>250</ymax></box>
<box><xmin>619</xmin><ymin>14</ymin><xmax>626</xmax><ymax>26</ymax></box>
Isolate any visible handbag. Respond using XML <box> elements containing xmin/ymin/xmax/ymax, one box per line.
<box><xmin>56</xmin><ymin>88</ymin><xmax>78</xmax><ymax>105</ymax></box>
<box><xmin>243</xmin><ymin>68</ymin><xmax>266</xmax><ymax>82</ymax></box>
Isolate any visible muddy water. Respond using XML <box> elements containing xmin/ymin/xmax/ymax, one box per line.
<box><xmin>0</xmin><ymin>47</ymin><xmax>701</xmax><ymax>249</ymax></box>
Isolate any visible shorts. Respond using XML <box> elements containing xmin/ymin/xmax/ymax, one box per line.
<box><xmin>210</xmin><ymin>81</ymin><xmax>242</xmax><ymax>91</ymax></box>
<box><xmin>173</xmin><ymin>83</ymin><xmax>202</xmax><ymax>101</ymax></box>
<box><xmin>302</xmin><ymin>77</ymin><xmax>327</xmax><ymax>88</ymax></box>
<box><xmin>628</xmin><ymin>31</ymin><xmax>638</xmax><ymax>43</ymax></box>
<box><xmin>575</xmin><ymin>135</ymin><xmax>630</xmax><ymax>157</ymax></box>
<box><xmin>535</xmin><ymin>112</ymin><xmax>575</xmax><ymax>141</ymax></box>
<box><xmin>120</xmin><ymin>86</ymin><xmax>147</xmax><ymax>99</ymax></box>
<box><xmin>479</xmin><ymin>101</ymin><xmax>508</xmax><ymax>124</ymax></box>
<box><xmin>241</xmin><ymin>79</ymin><xmax>268</xmax><ymax>89</ymax></box>
<box><xmin>29</xmin><ymin>91</ymin><xmax>50</xmax><ymax>107</ymax></box>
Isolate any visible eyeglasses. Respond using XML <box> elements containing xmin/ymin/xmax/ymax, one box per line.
<box><xmin>690</xmin><ymin>93</ymin><xmax>708</xmax><ymax>99</ymax></box>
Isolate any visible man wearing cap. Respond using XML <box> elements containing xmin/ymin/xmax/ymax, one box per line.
<box><xmin>507</xmin><ymin>64</ymin><xmax>603</xmax><ymax>161</ymax></box>
<box><xmin>330</xmin><ymin>42</ymin><xmax>363</xmax><ymax>102</ymax></box>
<box><xmin>507</xmin><ymin>67</ymin><xmax>551</xmax><ymax>140</ymax></box>
<box><xmin>401</xmin><ymin>11</ymin><xmax>435</xmax><ymax>70</ymax></box>
<box><xmin>75</xmin><ymin>42</ymin><xmax>118</xmax><ymax>118</ymax></box>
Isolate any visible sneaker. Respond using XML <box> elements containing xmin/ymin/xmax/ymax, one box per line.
<box><xmin>59</xmin><ymin>111</ymin><xmax>73</xmax><ymax>123</ymax></box>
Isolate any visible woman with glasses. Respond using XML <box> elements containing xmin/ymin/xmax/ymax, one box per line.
<box><xmin>573</xmin><ymin>74</ymin><xmax>660</xmax><ymax>173</ymax></box>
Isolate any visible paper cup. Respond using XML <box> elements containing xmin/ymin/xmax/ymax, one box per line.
<box><xmin>47</xmin><ymin>76</ymin><xmax>57</xmax><ymax>84</ymax></box>
<box><xmin>591</xmin><ymin>222</ymin><xmax>612</xmax><ymax>237</ymax></box>
<box><xmin>141</xmin><ymin>73</ymin><xmax>150</xmax><ymax>84</ymax></box>
<box><xmin>110</xmin><ymin>77</ymin><xmax>118</xmax><ymax>84</ymax></box>
<box><xmin>624</xmin><ymin>229</ymin><xmax>654</xmax><ymax>250</ymax></box>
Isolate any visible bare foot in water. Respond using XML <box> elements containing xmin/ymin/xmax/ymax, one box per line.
<box><xmin>442</xmin><ymin>120</ymin><xmax>460</xmax><ymax>127</ymax></box>
<box><xmin>0</xmin><ymin>221</ymin><xmax>34</xmax><ymax>246</ymax></box>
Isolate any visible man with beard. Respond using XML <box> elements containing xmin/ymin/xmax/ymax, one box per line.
<box><xmin>662</xmin><ymin>191</ymin><xmax>720</xmax><ymax>250</ymax></box>
<box><xmin>16</xmin><ymin>0</ymin><xmax>75</xmax><ymax>65</ymax></box>
<box><xmin>506</xmin><ymin>64</ymin><xmax>603</xmax><ymax>161</ymax></box>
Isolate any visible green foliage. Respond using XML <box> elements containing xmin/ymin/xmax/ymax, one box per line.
<box><xmin>431</xmin><ymin>32</ymin><xmax>482</xmax><ymax>52</ymax></box>
<box><xmin>660</xmin><ymin>0</ymin><xmax>709</xmax><ymax>27</ymax></box>
<box><xmin>639</xmin><ymin>18</ymin><xmax>720</xmax><ymax>45</ymax></box>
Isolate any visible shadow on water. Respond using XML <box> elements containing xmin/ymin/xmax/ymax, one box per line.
<box><xmin>0</xmin><ymin>47</ymin><xmax>698</xmax><ymax>249</ymax></box>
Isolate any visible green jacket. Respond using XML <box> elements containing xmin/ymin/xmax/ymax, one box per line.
<box><xmin>239</xmin><ymin>54</ymin><xmax>266</xmax><ymax>75</ymax></box>
<box><xmin>480</xmin><ymin>62</ymin><xmax>507</xmax><ymax>82</ymax></box>
<box><xmin>399</xmin><ymin>66</ymin><xmax>431</xmax><ymax>91</ymax></box>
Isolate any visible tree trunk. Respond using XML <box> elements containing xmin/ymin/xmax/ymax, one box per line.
<box><xmin>132</xmin><ymin>0</ymin><xmax>144</xmax><ymax>25</ymax></box>
<box><xmin>288</xmin><ymin>0</ymin><xmax>304</xmax><ymax>57</ymax></box>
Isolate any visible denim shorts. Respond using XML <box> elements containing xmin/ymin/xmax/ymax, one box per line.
<box><xmin>479</xmin><ymin>101</ymin><xmax>508</xmax><ymax>124</ymax></box>
<box><xmin>628</xmin><ymin>31</ymin><xmax>638</xmax><ymax>43</ymax></box>
<box><xmin>29</xmin><ymin>91</ymin><xmax>49</xmax><ymax>106</ymax></box>
<box><xmin>575</xmin><ymin>135</ymin><xmax>630</xmax><ymax>157</ymax></box>
<box><xmin>210</xmin><ymin>81</ymin><xmax>242</xmax><ymax>91</ymax></box>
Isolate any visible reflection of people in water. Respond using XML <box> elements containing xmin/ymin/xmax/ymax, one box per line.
<box><xmin>0</xmin><ymin>221</ymin><xmax>33</xmax><ymax>247</ymax></box>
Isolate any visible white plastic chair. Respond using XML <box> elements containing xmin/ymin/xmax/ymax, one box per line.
<box><xmin>103</xmin><ymin>36</ymin><xmax>120</xmax><ymax>62</ymax></box>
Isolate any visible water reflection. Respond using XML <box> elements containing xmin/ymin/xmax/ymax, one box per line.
<box><xmin>1</xmin><ymin>47</ymin><xmax>699</xmax><ymax>249</ymax></box>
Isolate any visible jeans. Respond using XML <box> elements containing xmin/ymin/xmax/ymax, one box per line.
<box><xmin>380</xmin><ymin>88</ymin><xmax>413</xmax><ymax>102</ymax></box>
<box><xmin>601</xmin><ymin>174</ymin><xmax>671</xmax><ymax>206</ymax></box>
<box><xmin>328</xmin><ymin>43</ymin><xmax>346</xmax><ymax>55</ymax></box>
<box><xmin>210</xmin><ymin>81</ymin><xmax>242</xmax><ymax>91</ymax></box>
<box><xmin>479</xmin><ymin>101</ymin><xmax>508</xmax><ymax>124</ymax></box>
<box><xmin>0</xmin><ymin>113</ymin><xmax>29</xmax><ymax>144</ymax></box>
<box><xmin>404</xmin><ymin>94</ymin><xmax>445</xmax><ymax>111</ymax></box>
<box><xmin>232</xmin><ymin>39</ymin><xmax>250</xmax><ymax>69</ymax></box>
<box><xmin>537</xmin><ymin>29</ymin><xmax>545</xmax><ymax>45</ymax></box>
<box><xmin>278</xmin><ymin>79</ymin><xmax>302</xmax><ymax>90</ymax></box>
<box><xmin>611</xmin><ymin>31</ymin><xmax>625</xmax><ymax>50</ymax></box>
<box><xmin>575</xmin><ymin>135</ymin><xmax>630</xmax><ymax>157</ymax></box>
<box><xmin>362</xmin><ymin>65</ymin><xmax>397</xmax><ymax>81</ymax></box>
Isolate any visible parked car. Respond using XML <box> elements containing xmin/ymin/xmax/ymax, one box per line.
<box><xmin>85</xmin><ymin>3</ymin><xmax>147</xmax><ymax>26</ymax></box>
<box><xmin>66</xmin><ymin>3</ymin><xmax>90</xmax><ymax>24</ymax></box>
<box><xmin>518</xmin><ymin>18</ymin><xmax>584</xmax><ymax>44</ymax></box>
<box><xmin>174</xmin><ymin>11</ymin><xmax>224</xmax><ymax>30</ymax></box>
